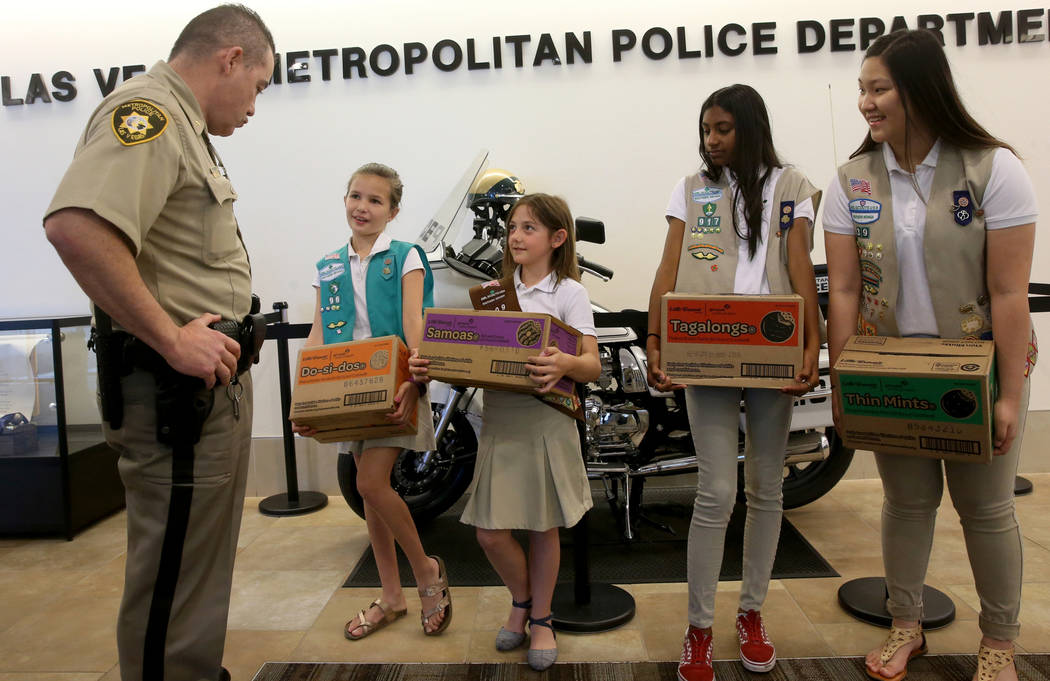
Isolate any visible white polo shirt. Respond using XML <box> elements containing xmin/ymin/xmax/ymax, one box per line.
<box><xmin>822</xmin><ymin>141</ymin><xmax>1037</xmax><ymax>336</ymax></box>
<box><xmin>313</xmin><ymin>232</ymin><xmax>424</xmax><ymax>340</ymax></box>
<box><xmin>513</xmin><ymin>267</ymin><xmax>596</xmax><ymax>338</ymax></box>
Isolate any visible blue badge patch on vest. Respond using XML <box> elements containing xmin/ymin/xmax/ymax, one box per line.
<box><xmin>779</xmin><ymin>201</ymin><xmax>795</xmax><ymax>227</ymax></box>
<box><xmin>318</xmin><ymin>261</ymin><xmax>346</xmax><ymax>282</ymax></box>
<box><xmin>848</xmin><ymin>198</ymin><xmax>881</xmax><ymax>225</ymax></box>
<box><xmin>692</xmin><ymin>187</ymin><xmax>723</xmax><ymax>203</ymax></box>
<box><xmin>952</xmin><ymin>191</ymin><xmax>974</xmax><ymax>226</ymax></box>
<box><xmin>689</xmin><ymin>243</ymin><xmax>724</xmax><ymax>260</ymax></box>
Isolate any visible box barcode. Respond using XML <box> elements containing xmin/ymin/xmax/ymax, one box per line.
<box><xmin>490</xmin><ymin>359</ymin><xmax>529</xmax><ymax>376</ymax></box>
<box><xmin>740</xmin><ymin>363</ymin><xmax>794</xmax><ymax>379</ymax></box>
<box><xmin>919</xmin><ymin>436</ymin><xmax>981</xmax><ymax>455</ymax></box>
<box><xmin>344</xmin><ymin>390</ymin><xmax>387</xmax><ymax>406</ymax></box>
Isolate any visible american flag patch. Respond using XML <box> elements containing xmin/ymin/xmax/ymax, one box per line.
<box><xmin>849</xmin><ymin>178</ymin><xmax>872</xmax><ymax>195</ymax></box>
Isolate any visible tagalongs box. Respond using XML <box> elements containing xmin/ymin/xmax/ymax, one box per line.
<box><xmin>832</xmin><ymin>336</ymin><xmax>996</xmax><ymax>463</ymax></box>
<box><xmin>660</xmin><ymin>293</ymin><xmax>804</xmax><ymax>388</ymax></box>
<box><xmin>289</xmin><ymin>335</ymin><xmax>417</xmax><ymax>443</ymax></box>
<box><xmin>418</xmin><ymin>308</ymin><xmax>582</xmax><ymax>399</ymax></box>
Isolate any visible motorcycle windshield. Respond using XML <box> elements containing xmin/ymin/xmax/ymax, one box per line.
<box><xmin>415</xmin><ymin>149</ymin><xmax>489</xmax><ymax>255</ymax></box>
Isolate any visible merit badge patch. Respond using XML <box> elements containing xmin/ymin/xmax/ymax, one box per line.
<box><xmin>860</xmin><ymin>259</ymin><xmax>883</xmax><ymax>295</ymax></box>
<box><xmin>689</xmin><ymin>243</ymin><xmax>724</xmax><ymax>260</ymax></box>
<box><xmin>952</xmin><ymin>191</ymin><xmax>973</xmax><ymax>226</ymax></box>
<box><xmin>779</xmin><ymin>201</ymin><xmax>795</xmax><ymax>226</ymax></box>
<box><xmin>111</xmin><ymin>100</ymin><xmax>168</xmax><ymax>146</ymax></box>
<box><xmin>318</xmin><ymin>261</ymin><xmax>346</xmax><ymax>282</ymax></box>
<box><xmin>692</xmin><ymin>186</ymin><xmax>723</xmax><ymax>203</ymax></box>
<box><xmin>848</xmin><ymin>198</ymin><xmax>881</xmax><ymax>225</ymax></box>
<box><xmin>702</xmin><ymin>202</ymin><xmax>717</xmax><ymax>217</ymax></box>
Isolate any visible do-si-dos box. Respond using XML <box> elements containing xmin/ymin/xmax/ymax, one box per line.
<box><xmin>660</xmin><ymin>293</ymin><xmax>804</xmax><ymax>388</ymax></box>
<box><xmin>289</xmin><ymin>335</ymin><xmax>416</xmax><ymax>443</ymax></box>
<box><xmin>832</xmin><ymin>336</ymin><xmax>996</xmax><ymax>463</ymax></box>
<box><xmin>419</xmin><ymin>308</ymin><xmax>582</xmax><ymax>399</ymax></box>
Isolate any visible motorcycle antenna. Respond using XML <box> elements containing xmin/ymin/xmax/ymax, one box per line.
<box><xmin>416</xmin><ymin>149</ymin><xmax>489</xmax><ymax>254</ymax></box>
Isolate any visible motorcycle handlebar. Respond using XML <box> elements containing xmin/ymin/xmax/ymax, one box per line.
<box><xmin>578</xmin><ymin>255</ymin><xmax>614</xmax><ymax>280</ymax></box>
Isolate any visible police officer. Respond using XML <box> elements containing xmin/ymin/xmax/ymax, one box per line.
<box><xmin>43</xmin><ymin>6</ymin><xmax>275</xmax><ymax>680</ymax></box>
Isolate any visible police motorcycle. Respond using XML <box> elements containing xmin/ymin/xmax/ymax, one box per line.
<box><xmin>336</xmin><ymin>152</ymin><xmax>853</xmax><ymax>539</ymax></box>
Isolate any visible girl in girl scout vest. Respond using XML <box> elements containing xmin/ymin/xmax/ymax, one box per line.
<box><xmin>413</xmin><ymin>193</ymin><xmax>600</xmax><ymax>670</ymax></box>
<box><xmin>646</xmin><ymin>84</ymin><xmax>823</xmax><ymax>681</ymax></box>
<box><xmin>290</xmin><ymin>163</ymin><xmax>453</xmax><ymax>640</ymax></box>
<box><xmin>823</xmin><ymin>30</ymin><xmax>1038</xmax><ymax>681</ymax></box>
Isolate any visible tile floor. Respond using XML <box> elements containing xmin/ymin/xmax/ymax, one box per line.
<box><xmin>2</xmin><ymin>470</ymin><xmax>1050</xmax><ymax>680</ymax></box>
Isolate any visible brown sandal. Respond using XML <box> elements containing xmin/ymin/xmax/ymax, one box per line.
<box><xmin>418</xmin><ymin>555</ymin><xmax>452</xmax><ymax>636</ymax></box>
<box><xmin>344</xmin><ymin>598</ymin><xmax>407</xmax><ymax>640</ymax></box>
<box><xmin>866</xmin><ymin>624</ymin><xmax>927</xmax><ymax>681</ymax></box>
<box><xmin>975</xmin><ymin>644</ymin><xmax>1014</xmax><ymax>681</ymax></box>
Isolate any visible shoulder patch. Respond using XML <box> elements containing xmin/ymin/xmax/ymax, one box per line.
<box><xmin>111</xmin><ymin>100</ymin><xmax>168</xmax><ymax>146</ymax></box>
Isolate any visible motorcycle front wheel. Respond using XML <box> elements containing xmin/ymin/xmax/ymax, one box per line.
<box><xmin>781</xmin><ymin>427</ymin><xmax>854</xmax><ymax>509</ymax></box>
<box><xmin>337</xmin><ymin>409</ymin><xmax>478</xmax><ymax>524</ymax></box>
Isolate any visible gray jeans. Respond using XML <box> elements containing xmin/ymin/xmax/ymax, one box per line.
<box><xmin>876</xmin><ymin>378</ymin><xmax>1030</xmax><ymax>640</ymax></box>
<box><xmin>685</xmin><ymin>386</ymin><xmax>793</xmax><ymax>628</ymax></box>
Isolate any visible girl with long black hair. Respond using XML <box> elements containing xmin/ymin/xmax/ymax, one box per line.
<box><xmin>647</xmin><ymin>84</ymin><xmax>823</xmax><ymax>681</ymax></box>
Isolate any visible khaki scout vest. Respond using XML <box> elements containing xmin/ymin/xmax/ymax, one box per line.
<box><xmin>837</xmin><ymin>144</ymin><xmax>1003</xmax><ymax>340</ymax></box>
<box><xmin>675</xmin><ymin>167</ymin><xmax>822</xmax><ymax>296</ymax></box>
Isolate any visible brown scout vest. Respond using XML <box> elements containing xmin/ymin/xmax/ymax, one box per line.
<box><xmin>469</xmin><ymin>277</ymin><xmax>585</xmax><ymax>420</ymax></box>
<box><xmin>675</xmin><ymin>167</ymin><xmax>822</xmax><ymax>296</ymax></box>
<box><xmin>837</xmin><ymin>143</ymin><xmax>1037</xmax><ymax>376</ymax></box>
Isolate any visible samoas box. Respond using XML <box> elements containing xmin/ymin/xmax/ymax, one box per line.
<box><xmin>832</xmin><ymin>336</ymin><xmax>996</xmax><ymax>463</ymax></box>
<box><xmin>289</xmin><ymin>335</ymin><xmax>417</xmax><ymax>443</ymax></box>
<box><xmin>660</xmin><ymin>293</ymin><xmax>804</xmax><ymax>388</ymax></box>
<box><xmin>418</xmin><ymin>308</ymin><xmax>581</xmax><ymax>399</ymax></box>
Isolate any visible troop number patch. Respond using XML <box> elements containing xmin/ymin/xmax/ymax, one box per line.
<box><xmin>111</xmin><ymin>100</ymin><xmax>168</xmax><ymax>146</ymax></box>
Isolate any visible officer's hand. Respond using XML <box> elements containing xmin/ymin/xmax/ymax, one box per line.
<box><xmin>165</xmin><ymin>314</ymin><xmax>241</xmax><ymax>389</ymax></box>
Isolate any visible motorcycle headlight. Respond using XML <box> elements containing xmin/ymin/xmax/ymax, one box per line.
<box><xmin>618</xmin><ymin>348</ymin><xmax>648</xmax><ymax>393</ymax></box>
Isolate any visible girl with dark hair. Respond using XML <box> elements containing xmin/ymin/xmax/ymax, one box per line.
<box><xmin>646</xmin><ymin>84</ymin><xmax>823</xmax><ymax>681</ymax></box>
<box><xmin>824</xmin><ymin>29</ymin><xmax>1038</xmax><ymax>681</ymax></box>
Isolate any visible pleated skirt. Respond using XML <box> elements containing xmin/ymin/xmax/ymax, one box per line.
<box><xmin>460</xmin><ymin>390</ymin><xmax>592</xmax><ymax>531</ymax></box>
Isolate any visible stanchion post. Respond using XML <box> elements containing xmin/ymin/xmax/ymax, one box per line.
<box><xmin>551</xmin><ymin>381</ymin><xmax>635</xmax><ymax>633</ymax></box>
<box><xmin>259</xmin><ymin>302</ymin><xmax>328</xmax><ymax>517</ymax></box>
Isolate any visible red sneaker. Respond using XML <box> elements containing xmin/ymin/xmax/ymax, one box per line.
<box><xmin>736</xmin><ymin>609</ymin><xmax>776</xmax><ymax>672</ymax></box>
<box><xmin>677</xmin><ymin>625</ymin><xmax>715</xmax><ymax>681</ymax></box>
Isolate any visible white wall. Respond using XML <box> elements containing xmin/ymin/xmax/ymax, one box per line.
<box><xmin>3</xmin><ymin>0</ymin><xmax>1048</xmax><ymax>436</ymax></box>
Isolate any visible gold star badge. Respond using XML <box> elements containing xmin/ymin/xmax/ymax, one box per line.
<box><xmin>111</xmin><ymin>99</ymin><xmax>168</xmax><ymax>146</ymax></box>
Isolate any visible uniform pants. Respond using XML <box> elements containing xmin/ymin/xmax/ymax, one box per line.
<box><xmin>684</xmin><ymin>386</ymin><xmax>793</xmax><ymax>628</ymax></box>
<box><xmin>105</xmin><ymin>370</ymin><xmax>253</xmax><ymax>681</ymax></box>
<box><xmin>876</xmin><ymin>379</ymin><xmax>1029</xmax><ymax>641</ymax></box>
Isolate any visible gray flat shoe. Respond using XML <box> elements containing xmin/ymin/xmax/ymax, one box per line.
<box><xmin>527</xmin><ymin>613</ymin><xmax>558</xmax><ymax>671</ymax></box>
<box><xmin>496</xmin><ymin>627</ymin><xmax>527</xmax><ymax>651</ymax></box>
<box><xmin>528</xmin><ymin>647</ymin><xmax>558</xmax><ymax>671</ymax></box>
<box><xmin>495</xmin><ymin>597</ymin><xmax>531</xmax><ymax>651</ymax></box>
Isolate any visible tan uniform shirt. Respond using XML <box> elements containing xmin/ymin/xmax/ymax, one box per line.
<box><xmin>46</xmin><ymin>60</ymin><xmax>251</xmax><ymax>326</ymax></box>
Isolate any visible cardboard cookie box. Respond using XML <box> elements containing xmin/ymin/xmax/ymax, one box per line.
<box><xmin>832</xmin><ymin>336</ymin><xmax>996</xmax><ymax>463</ymax></box>
<box><xmin>660</xmin><ymin>293</ymin><xmax>804</xmax><ymax>388</ymax></box>
<box><xmin>418</xmin><ymin>308</ymin><xmax>582</xmax><ymax>399</ymax></box>
<box><xmin>289</xmin><ymin>335</ymin><xmax>417</xmax><ymax>443</ymax></box>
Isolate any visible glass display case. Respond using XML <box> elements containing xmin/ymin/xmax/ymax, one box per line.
<box><xmin>0</xmin><ymin>316</ymin><xmax>124</xmax><ymax>538</ymax></box>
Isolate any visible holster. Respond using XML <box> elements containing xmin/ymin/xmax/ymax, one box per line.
<box><xmin>91</xmin><ymin>310</ymin><xmax>129</xmax><ymax>430</ymax></box>
<box><xmin>154</xmin><ymin>366</ymin><xmax>214</xmax><ymax>449</ymax></box>
<box><xmin>91</xmin><ymin>305</ymin><xmax>215</xmax><ymax>444</ymax></box>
